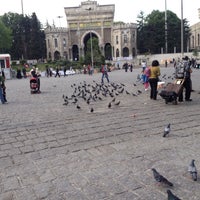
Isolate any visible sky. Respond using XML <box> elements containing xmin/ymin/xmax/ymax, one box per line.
<box><xmin>0</xmin><ymin>0</ymin><xmax>199</xmax><ymax>27</ymax></box>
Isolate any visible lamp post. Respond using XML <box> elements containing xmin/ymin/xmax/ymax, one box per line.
<box><xmin>165</xmin><ymin>0</ymin><xmax>168</xmax><ymax>54</ymax></box>
<box><xmin>181</xmin><ymin>0</ymin><xmax>184</xmax><ymax>57</ymax></box>
<box><xmin>57</xmin><ymin>16</ymin><xmax>63</xmax><ymax>60</ymax></box>
<box><xmin>86</xmin><ymin>8</ymin><xmax>94</xmax><ymax>68</ymax></box>
<box><xmin>21</xmin><ymin>0</ymin><xmax>24</xmax><ymax>16</ymax></box>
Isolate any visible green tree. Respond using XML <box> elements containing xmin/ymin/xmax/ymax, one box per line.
<box><xmin>137</xmin><ymin>10</ymin><xmax>190</xmax><ymax>54</ymax></box>
<box><xmin>85</xmin><ymin>37</ymin><xmax>105</xmax><ymax>66</ymax></box>
<box><xmin>0</xmin><ymin>18</ymin><xmax>12</xmax><ymax>52</ymax></box>
<box><xmin>1</xmin><ymin>12</ymin><xmax>46</xmax><ymax>60</ymax></box>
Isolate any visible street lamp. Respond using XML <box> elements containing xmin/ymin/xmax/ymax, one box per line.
<box><xmin>21</xmin><ymin>0</ymin><xmax>24</xmax><ymax>16</ymax></box>
<box><xmin>181</xmin><ymin>0</ymin><xmax>184</xmax><ymax>57</ymax></box>
<box><xmin>57</xmin><ymin>16</ymin><xmax>63</xmax><ymax>60</ymax></box>
<box><xmin>86</xmin><ymin>8</ymin><xmax>94</xmax><ymax>68</ymax></box>
<box><xmin>165</xmin><ymin>0</ymin><xmax>168</xmax><ymax>53</ymax></box>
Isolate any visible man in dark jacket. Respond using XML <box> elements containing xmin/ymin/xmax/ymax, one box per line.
<box><xmin>178</xmin><ymin>56</ymin><xmax>192</xmax><ymax>102</ymax></box>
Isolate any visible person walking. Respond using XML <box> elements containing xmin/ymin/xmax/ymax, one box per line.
<box><xmin>101</xmin><ymin>64</ymin><xmax>110</xmax><ymax>84</ymax></box>
<box><xmin>55</xmin><ymin>66</ymin><xmax>60</xmax><ymax>77</ymax></box>
<box><xmin>0</xmin><ymin>70</ymin><xmax>6</xmax><ymax>104</ymax></box>
<box><xmin>178</xmin><ymin>56</ymin><xmax>193</xmax><ymax>102</ymax></box>
<box><xmin>148</xmin><ymin>60</ymin><xmax>161</xmax><ymax>100</ymax></box>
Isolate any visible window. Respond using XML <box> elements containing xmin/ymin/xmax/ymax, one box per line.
<box><xmin>116</xmin><ymin>36</ymin><xmax>119</xmax><ymax>45</ymax></box>
<box><xmin>124</xmin><ymin>35</ymin><xmax>127</xmax><ymax>43</ymax></box>
<box><xmin>54</xmin><ymin>38</ymin><xmax>58</xmax><ymax>48</ymax></box>
<box><xmin>116</xmin><ymin>48</ymin><xmax>119</xmax><ymax>57</ymax></box>
<box><xmin>63</xmin><ymin>38</ymin><xmax>66</xmax><ymax>47</ymax></box>
<box><xmin>48</xmin><ymin>39</ymin><xmax>50</xmax><ymax>48</ymax></box>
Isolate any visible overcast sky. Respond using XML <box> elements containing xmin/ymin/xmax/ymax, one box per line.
<box><xmin>0</xmin><ymin>0</ymin><xmax>199</xmax><ymax>27</ymax></box>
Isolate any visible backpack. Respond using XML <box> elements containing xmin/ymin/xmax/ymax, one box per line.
<box><xmin>144</xmin><ymin>67</ymin><xmax>151</xmax><ymax>77</ymax></box>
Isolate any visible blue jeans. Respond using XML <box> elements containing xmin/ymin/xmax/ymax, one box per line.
<box><xmin>101</xmin><ymin>72</ymin><xmax>109</xmax><ymax>83</ymax></box>
<box><xmin>0</xmin><ymin>87</ymin><xmax>5</xmax><ymax>104</ymax></box>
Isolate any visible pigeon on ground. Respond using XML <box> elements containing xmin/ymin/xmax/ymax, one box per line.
<box><xmin>90</xmin><ymin>107</ymin><xmax>94</xmax><ymax>113</ymax></box>
<box><xmin>111</xmin><ymin>98</ymin><xmax>116</xmax><ymax>102</ymax></box>
<box><xmin>163</xmin><ymin>123</ymin><xmax>171</xmax><ymax>137</ymax></box>
<box><xmin>108</xmin><ymin>102</ymin><xmax>112</xmax><ymax>108</ymax></box>
<box><xmin>152</xmin><ymin>168</ymin><xmax>173</xmax><ymax>186</ymax></box>
<box><xmin>188</xmin><ymin>159</ymin><xmax>197</xmax><ymax>181</ymax></box>
<box><xmin>76</xmin><ymin>105</ymin><xmax>81</xmax><ymax>110</ymax></box>
<box><xmin>63</xmin><ymin>100</ymin><xmax>68</xmax><ymax>106</ymax></box>
<box><xmin>115</xmin><ymin>101</ymin><xmax>120</xmax><ymax>106</ymax></box>
<box><xmin>167</xmin><ymin>190</ymin><xmax>181</xmax><ymax>200</ymax></box>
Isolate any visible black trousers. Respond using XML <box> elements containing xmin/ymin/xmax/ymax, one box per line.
<box><xmin>149</xmin><ymin>78</ymin><xmax>158</xmax><ymax>100</ymax></box>
<box><xmin>178</xmin><ymin>78</ymin><xmax>191</xmax><ymax>101</ymax></box>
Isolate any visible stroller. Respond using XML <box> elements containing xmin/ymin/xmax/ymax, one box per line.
<box><xmin>30</xmin><ymin>77</ymin><xmax>40</xmax><ymax>94</ymax></box>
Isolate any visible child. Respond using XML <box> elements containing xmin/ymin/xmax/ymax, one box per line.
<box><xmin>144</xmin><ymin>66</ymin><xmax>151</xmax><ymax>91</ymax></box>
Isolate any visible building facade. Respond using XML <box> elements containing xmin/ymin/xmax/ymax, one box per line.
<box><xmin>189</xmin><ymin>22</ymin><xmax>200</xmax><ymax>51</ymax></box>
<box><xmin>45</xmin><ymin>0</ymin><xmax>137</xmax><ymax>61</ymax></box>
<box><xmin>189</xmin><ymin>8</ymin><xmax>200</xmax><ymax>52</ymax></box>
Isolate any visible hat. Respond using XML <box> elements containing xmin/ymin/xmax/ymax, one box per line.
<box><xmin>152</xmin><ymin>60</ymin><xmax>159</xmax><ymax>66</ymax></box>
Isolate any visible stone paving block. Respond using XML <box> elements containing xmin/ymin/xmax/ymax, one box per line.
<box><xmin>2</xmin><ymin>176</ymin><xmax>20</xmax><ymax>191</ymax></box>
<box><xmin>0</xmin><ymin>68</ymin><xmax>200</xmax><ymax>199</ymax></box>
<box><xmin>14</xmin><ymin>187</ymin><xmax>37</xmax><ymax>200</ymax></box>
<box><xmin>33</xmin><ymin>182</ymin><xmax>54</xmax><ymax>199</ymax></box>
<box><xmin>0</xmin><ymin>157</ymin><xmax>13</xmax><ymax>169</ymax></box>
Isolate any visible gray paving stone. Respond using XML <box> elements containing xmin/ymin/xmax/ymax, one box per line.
<box><xmin>0</xmin><ymin>67</ymin><xmax>200</xmax><ymax>199</ymax></box>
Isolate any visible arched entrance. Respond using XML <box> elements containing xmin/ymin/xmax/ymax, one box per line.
<box><xmin>83</xmin><ymin>32</ymin><xmax>99</xmax><ymax>65</ymax></box>
<box><xmin>72</xmin><ymin>45</ymin><xmax>79</xmax><ymax>61</ymax></box>
<box><xmin>83</xmin><ymin>32</ymin><xmax>98</xmax><ymax>56</ymax></box>
<box><xmin>122</xmin><ymin>47</ymin><xmax>129</xmax><ymax>57</ymax></box>
<box><xmin>54</xmin><ymin>51</ymin><xmax>60</xmax><ymax>60</ymax></box>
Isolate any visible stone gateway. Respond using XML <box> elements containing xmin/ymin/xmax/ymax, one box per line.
<box><xmin>45</xmin><ymin>0</ymin><xmax>137</xmax><ymax>62</ymax></box>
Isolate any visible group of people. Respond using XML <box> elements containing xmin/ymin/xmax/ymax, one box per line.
<box><xmin>1</xmin><ymin>57</ymin><xmax>193</xmax><ymax>104</ymax></box>
<box><xmin>0</xmin><ymin>69</ymin><xmax>7</xmax><ymax>104</ymax></box>
<box><xmin>143</xmin><ymin>56</ymin><xmax>193</xmax><ymax>101</ymax></box>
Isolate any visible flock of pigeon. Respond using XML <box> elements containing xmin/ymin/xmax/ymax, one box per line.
<box><xmin>61</xmin><ymin>74</ymin><xmax>196</xmax><ymax>199</ymax></box>
<box><xmin>151</xmin><ymin>124</ymin><xmax>198</xmax><ymax>199</ymax></box>
<box><xmin>62</xmin><ymin>80</ymin><xmax>143</xmax><ymax>112</ymax></box>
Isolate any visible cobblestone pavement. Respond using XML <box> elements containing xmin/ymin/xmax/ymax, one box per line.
<box><xmin>0</xmin><ymin>66</ymin><xmax>200</xmax><ymax>200</ymax></box>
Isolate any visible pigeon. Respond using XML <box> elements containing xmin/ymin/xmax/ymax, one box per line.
<box><xmin>115</xmin><ymin>101</ymin><xmax>120</xmax><ymax>106</ymax></box>
<box><xmin>111</xmin><ymin>98</ymin><xmax>116</xmax><ymax>102</ymax></box>
<box><xmin>188</xmin><ymin>159</ymin><xmax>197</xmax><ymax>181</ymax></box>
<box><xmin>108</xmin><ymin>102</ymin><xmax>112</xmax><ymax>108</ymax></box>
<box><xmin>163</xmin><ymin>123</ymin><xmax>171</xmax><ymax>137</ymax></box>
<box><xmin>152</xmin><ymin>168</ymin><xmax>173</xmax><ymax>186</ymax></box>
<box><xmin>90</xmin><ymin>107</ymin><xmax>94</xmax><ymax>113</ymax></box>
<box><xmin>63</xmin><ymin>100</ymin><xmax>68</xmax><ymax>106</ymax></box>
<box><xmin>167</xmin><ymin>190</ymin><xmax>181</xmax><ymax>200</ymax></box>
<box><xmin>76</xmin><ymin>105</ymin><xmax>81</xmax><ymax>110</ymax></box>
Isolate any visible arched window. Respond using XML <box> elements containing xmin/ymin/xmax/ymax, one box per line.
<box><xmin>116</xmin><ymin>36</ymin><xmax>119</xmax><ymax>44</ymax></box>
<box><xmin>123</xmin><ymin>47</ymin><xmax>129</xmax><ymax>57</ymax></box>
<box><xmin>116</xmin><ymin>49</ymin><xmax>119</xmax><ymax>57</ymax></box>
<box><xmin>54</xmin><ymin>38</ymin><xmax>58</xmax><ymax>48</ymax></box>
<box><xmin>63</xmin><ymin>38</ymin><xmax>66</xmax><ymax>47</ymax></box>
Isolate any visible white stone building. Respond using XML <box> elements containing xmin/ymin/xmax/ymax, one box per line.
<box><xmin>44</xmin><ymin>0</ymin><xmax>137</xmax><ymax>61</ymax></box>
